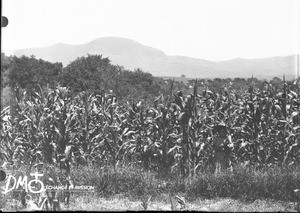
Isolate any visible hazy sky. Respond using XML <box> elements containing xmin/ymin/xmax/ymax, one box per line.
<box><xmin>1</xmin><ymin>0</ymin><xmax>299</xmax><ymax>61</ymax></box>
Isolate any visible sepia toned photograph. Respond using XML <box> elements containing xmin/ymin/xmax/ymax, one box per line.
<box><xmin>1</xmin><ymin>0</ymin><xmax>300</xmax><ymax>211</ymax></box>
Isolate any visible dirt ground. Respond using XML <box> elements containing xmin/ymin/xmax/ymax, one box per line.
<box><xmin>2</xmin><ymin>193</ymin><xmax>297</xmax><ymax>212</ymax></box>
<box><xmin>66</xmin><ymin>194</ymin><xmax>296</xmax><ymax>212</ymax></box>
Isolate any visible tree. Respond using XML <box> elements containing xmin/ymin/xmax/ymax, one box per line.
<box><xmin>1</xmin><ymin>53</ymin><xmax>11</xmax><ymax>89</ymax></box>
<box><xmin>5</xmin><ymin>55</ymin><xmax>62</xmax><ymax>89</ymax></box>
<box><xmin>118</xmin><ymin>68</ymin><xmax>162</xmax><ymax>101</ymax></box>
<box><xmin>270</xmin><ymin>76</ymin><xmax>283</xmax><ymax>90</ymax></box>
<box><xmin>59</xmin><ymin>54</ymin><xmax>113</xmax><ymax>93</ymax></box>
<box><xmin>57</xmin><ymin>55</ymin><xmax>167</xmax><ymax>101</ymax></box>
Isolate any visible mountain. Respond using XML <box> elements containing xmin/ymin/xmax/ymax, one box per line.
<box><xmin>11</xmin><ymin>37</ymin><xmax>298</xmax><ymax>80</ymax></box>
<box><xmin>216</xmin><ymin>56</ymin><xmax>298</xmax><ymax>80</ymax></box>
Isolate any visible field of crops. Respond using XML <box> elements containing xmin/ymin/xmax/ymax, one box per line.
<box><xmin>1</xmin><ymin>78</ymin><xmax>299</xmax><ymax>177</ymax></box>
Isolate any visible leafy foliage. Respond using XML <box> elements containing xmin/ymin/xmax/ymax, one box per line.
<box><xmin>4</xmin><ymin>55</ymin><xmax>62</xmax><ymax>89</ymax></box>
<box><xmin>1</xmin><ymin>76</ymin><xmax>299</xmax><ymax>177</ymax></box>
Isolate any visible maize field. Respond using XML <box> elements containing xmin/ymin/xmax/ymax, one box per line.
<box><xmin>1</xmin><ymin>78</ymin><xmax>299</xmax><ymax>178</ymax></box>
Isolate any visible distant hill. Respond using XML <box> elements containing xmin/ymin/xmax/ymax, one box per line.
<box><xmin>10</xmin><ymin>37</ymin><xmax>298</xmax><ymax>80</ymax></box>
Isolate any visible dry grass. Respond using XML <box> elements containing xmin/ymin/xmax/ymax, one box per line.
<box><xmin>1</xmin><ymin>165</ymin><xmax>299</xmax><ymax>211</ymax></box>
<box><xmin>2</xmin><ymin>192</ymin><xmax>297</xmax><ymax>211</ymax></box>
<box><xmin>51</xmin><ymin>194</ymin><xmax>297</xmax><ymax>211</ymax></box>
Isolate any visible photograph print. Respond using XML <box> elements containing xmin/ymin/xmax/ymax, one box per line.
<box><xmin>1</xmin><ymin>0</ymin><xmax>300</xmax><ymax>211</ymax></box>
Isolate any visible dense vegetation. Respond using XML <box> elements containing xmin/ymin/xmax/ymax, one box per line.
<box><xmin>2</xmin><ymin>53</ymin><xmax>289</xmax><ymax>109</ymax></box>
<box><xmin>1</xmin><ymin>53</ymin><xmax>299</xmax><ymax>203</ymax></box>
<box><xmin>1</xmin><ymin>54</ymin><xmax>170</xmax><ymax>107</ymax></box>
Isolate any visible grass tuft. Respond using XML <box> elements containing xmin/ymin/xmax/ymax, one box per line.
<box><xmin>187</xmin><ymin>164</ymin><xmax>300</xmax><ymax>202</ymax></box>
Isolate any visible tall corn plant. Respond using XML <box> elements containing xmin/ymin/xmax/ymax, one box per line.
<box><xmin>0</xmin><ymin>85</ymin><xmax>77</xmax><ymax>173</ymax></box>
<box><xmin>0</xmin><ymin>106</ymin><xmax>13</xmax><ymax>163</ymax></box>
<box><xmin>1</xmin><ymin>77</ymin><xmax>299</xmax><ymax>177</ymax></box>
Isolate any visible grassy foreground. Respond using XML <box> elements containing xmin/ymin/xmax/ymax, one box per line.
<box><xmin>67</xmin><ymin>196</ymin><xmax>297</xmax><ymax>211</ymax></box>
<box><xmin>70</xmin><ymin>164</ymin><xmax>300</xmax><ymax>202</ymax></box>
<box><xmin>2</xmin><ymin>193</ymin><xmax>297</xmax><ymax>211</ymax></box>
<box><xmin>1</xmin><ymin>164</ymin><xmax>299</xmax><ymax>211</ymax></box>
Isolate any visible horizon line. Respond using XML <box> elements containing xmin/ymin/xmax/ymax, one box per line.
<box><xmin>2</xmin><ymin>36</ymin><xmax>299</xmax><ymax>62</ymax></box>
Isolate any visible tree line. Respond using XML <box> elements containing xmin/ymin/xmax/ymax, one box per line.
<box><xmin>1</xmin><ymin>52</ymin><xmax>297</xmax><ymax>110</ymax></box>
<box><xmin>1</xmin><ymin>53</ymin><xmax>169</xmax><ymax>108</ymax></box>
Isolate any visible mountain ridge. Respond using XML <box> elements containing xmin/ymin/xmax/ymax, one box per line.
<box><xmin>10</xmin><ymin>36</ymin><xmax>298</xmax><ymax>80</ymax></box>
